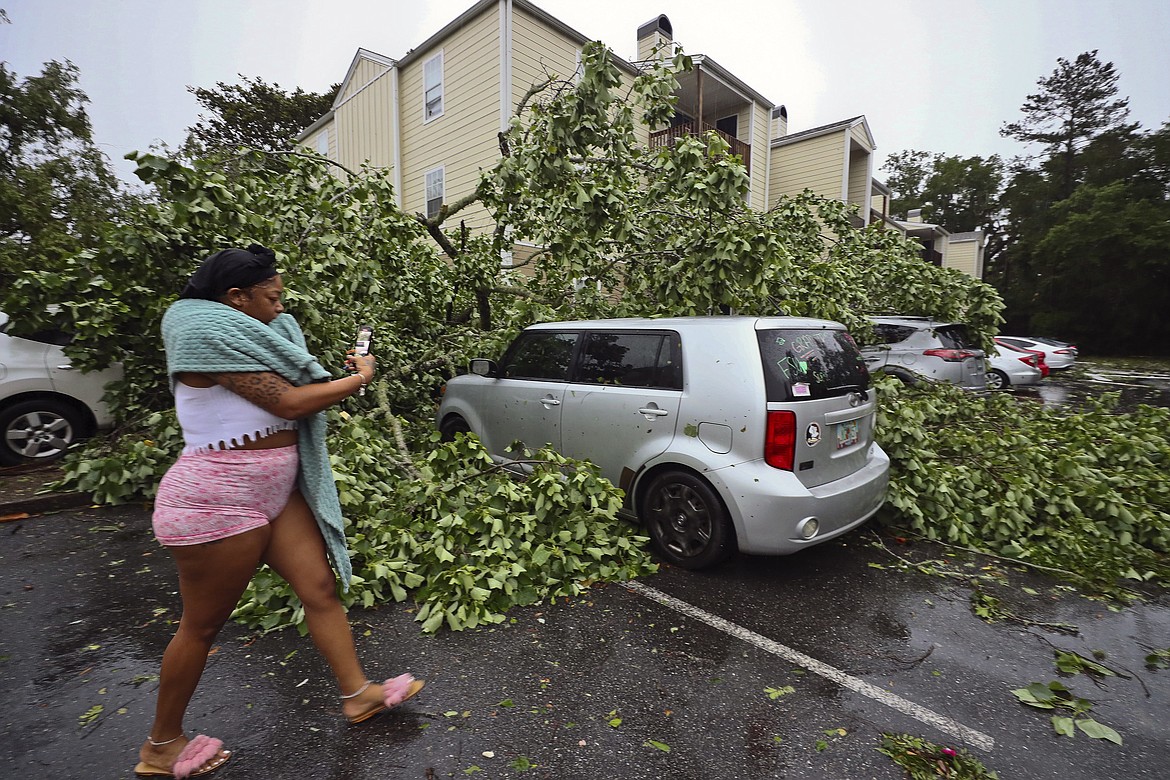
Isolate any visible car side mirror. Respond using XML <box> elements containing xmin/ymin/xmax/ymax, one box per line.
<box><xmin>469</xmin><ymin>358</ymin><xmax>497</xmax><ymax>377</ymax></box>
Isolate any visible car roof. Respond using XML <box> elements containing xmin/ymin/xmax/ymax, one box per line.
<box><xmin>524</xmin><ymin>315</ymin><xmax>846</xmax><ymax>331</ymax></box>
<box><xmin>867</xmin><ymin>315</ymin><xmax>965</xmax><ymax>328</ymax></box>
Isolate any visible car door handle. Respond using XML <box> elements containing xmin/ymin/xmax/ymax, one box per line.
<box><xmin>540</xmin><ymin>397</ymin><xmax>561</xmax><ymax>407</ymax></box>
<box><xmin>637</xmin><ymin>407</ymin><xmax>669</xmax><ymax>417</ymax></box>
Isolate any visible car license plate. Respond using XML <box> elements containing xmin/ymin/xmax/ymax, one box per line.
<box><xmin>836</xmin><ymin>419</ymin><xmax>859</xmax><ymax>449</ymax></box>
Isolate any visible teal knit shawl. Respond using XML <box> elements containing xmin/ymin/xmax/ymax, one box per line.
<box><xmin>161</xmin><ymin>298</ymin><xmax>352</xmax><ymax>588</ymax></box>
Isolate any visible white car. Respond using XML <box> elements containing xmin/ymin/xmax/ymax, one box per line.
<box><xmin>0</xmin><ymin>311</ymin><xmax>122</xmax><ymax>466</ymax></box>
<box><xmin>996</xmin><ymin>336</ymin><xmax>1076</xmax><ymax>370</ymax></box>
<box><xmin>986</xmin><ymin>345</ymin><xmax>1043</xmax><ymax>390</ymax></box>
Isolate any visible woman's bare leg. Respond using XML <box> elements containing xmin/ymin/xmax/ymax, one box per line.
<box><xmin>261</xmin><ymin>490</ymin><xmax>378</xmax><ymax>718</ymax></box>
<box><xmin>139</xmin><ymin>526</ymin><xmax>269</xmax><ymax>769</ymax></box>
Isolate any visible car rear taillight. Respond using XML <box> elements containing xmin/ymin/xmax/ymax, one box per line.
<box><xmin>923</xmin><ymin>348</ymin><xmax>977</xmax><ymax>362</ymax></box>
<box><xmin>764</xmin><ymin>410</ymin><xmax>796</xmax><ymax>471</ymax></box>
<box><xmin>1055</xmin><ymin>348</ymin><xmax>1075</xmax><ymax>355</ymax></box>
<box><xmin>1017</xmin><ymin>354</ymin><xmax>1039</xmax><ymax>368</ymax></box>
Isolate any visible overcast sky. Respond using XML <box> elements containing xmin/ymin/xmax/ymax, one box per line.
<box><xmin>4</xmin><ymin>0</ymin><xmax>1168</xmax><ymax>186</ymax></box>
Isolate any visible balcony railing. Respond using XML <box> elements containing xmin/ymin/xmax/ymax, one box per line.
<box><xmin>649</xmin><ymin>120</ymin><xmax>751</xmax><ymax>173</ymax></box>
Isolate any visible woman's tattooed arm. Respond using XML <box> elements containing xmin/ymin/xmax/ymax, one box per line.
<box><xmin>214</xmin><ymin>372</ymin><xmax>294</xmax><ymax>413</ymax></box>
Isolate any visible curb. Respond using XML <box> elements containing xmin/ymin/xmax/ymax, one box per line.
<box><xmin>0</xmin><ymin>491</ymin><xmax>93</xmax><ymax>520</ymax></box>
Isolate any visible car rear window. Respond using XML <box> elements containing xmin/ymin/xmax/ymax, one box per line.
<box><xmin>757</xmin><ymin>329</ymin><xmax>870</xmax><ymax>402</ymax></box>
<box><xmin>936</xmin><ymin>325</ymin><xmax>976</xmax><ymax>349</ymax></box>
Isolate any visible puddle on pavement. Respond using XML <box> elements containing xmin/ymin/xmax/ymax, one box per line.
<box><xmin>1013</xmin><ymin>359</ymin><xmax>1170</xmax><ymax>413</ymax></box>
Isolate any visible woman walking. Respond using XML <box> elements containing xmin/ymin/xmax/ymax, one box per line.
<box><xmin>134</xmin><ymin>245</ymin><xmax>422</xmax><ymax>778</ymax></box>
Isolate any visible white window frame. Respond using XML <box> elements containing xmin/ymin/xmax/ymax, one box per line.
<box><xmin>425</xmin><ymin>166</ymin><xmax>445</xmax><ymax>221</ymax></box>
<box><xmin>316</xmin><ymin>128</ymin><xmax>330</xmax><ymax>156</ymax></box>
<box><xmin>423</xmin><ymin>51</ymin><xmax>444</xmax><ymax>122</ymax></box>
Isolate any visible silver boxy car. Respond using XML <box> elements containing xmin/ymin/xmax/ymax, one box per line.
<box><xmin>0</xmin><ymin>311</ymin><xmax>121</xmax><ymax>466</ymax></box>
<box><xmin>861</xmin><ymin>316</ymin><xmax>987</xmax><ymax>390</ymax></box>
<box><xmin>436</xmin><ymin>316</ymin><xmax>890</xmax><ymax>570</ymax></box>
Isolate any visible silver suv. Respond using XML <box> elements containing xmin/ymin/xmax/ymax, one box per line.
<box><xmin>0</xmin><ymin>311</ymin><xmax>121</xmax><ymax>466</ymax></box>
<box><xmin>437</xmin><ymin>316</ymin><xmax>890</xmax><ymax>569</ymax></box>
<box><xmin>861</xmin><ymin>316</ymin><xmax>987</xmax><ymax>390</ymax></box>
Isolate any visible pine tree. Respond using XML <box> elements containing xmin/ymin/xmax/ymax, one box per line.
<box><xmin>1000</xmin><ymin>50</ymin><xmax>1138</xmax><ymax>198</ymax></box>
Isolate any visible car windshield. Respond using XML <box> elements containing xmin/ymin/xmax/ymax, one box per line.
<box><xmin>757</xmin><ymin>329</ymin><xmax>870</xmax><ymax>402</ymax></box>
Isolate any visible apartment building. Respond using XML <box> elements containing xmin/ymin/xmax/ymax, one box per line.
<box><xmin>298</xmin><ymin>0</ymin><xmax>993</xmax><ymax>279</ymax></box>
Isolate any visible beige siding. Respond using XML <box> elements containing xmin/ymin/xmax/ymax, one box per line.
<box><xmin>847</xmin><ymin>149</ymin><xmax>870</xmax><ymax>213</ymax></box>
<box><xmin>399</xmin><ymin>5</ymin><xmax>501</xmax><ymax>231</ymax></box>
<box><xmin>334</xmin><ymin>58</ymin><xmax>396</xmax><ymax>172</ymax></box>
<box><xmin>749</xmin><ymin>102</ymin><xmax>769</xmax><ymax>208</ymax></box>
<box><xmin>946</xmin><ymin>241</ymin><xmax>980</xmax><ymax>278</ymax></box>
<box><xmin>301</xmin><ymin>119</ymin><xmax>337</xmax><ymax>161</ymax></box>
<box><xmin>509</xmin><ymin>9</ymin><xmax>646</xmax><ymax>181</ymax></box>
<box><xmin>510</xmin><ymin>11</ymin><xmax>580</xmax><ymax>117</ymax></box>
<box><xmin>849</xmin><ymin>123</ymin><xmax>872</xmax><ymax>151</ymax></box>
<box><xmin>769</xmin><ymin>131</ymin><xmax>847</xmax><ymax>203</ymax></box>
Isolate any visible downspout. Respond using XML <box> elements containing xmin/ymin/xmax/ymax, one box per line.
<box><xmin>840</xmin><ymin>132</ymin><xmax>850</xmax><ymax>204</ymax></box>
<box><xmin>499</xmin><ymin>0</ymin><xmax>512</xmax><ymax>133</ymax></box>
<box><xmin>392</xmin><ymin>66</ymin><xmax>401</xmax><ymax>208</ymax></box>
<box><xmin>764</xmin><ymin>107</ymin><xmax>773</xmax><ymax>210</ymax></box>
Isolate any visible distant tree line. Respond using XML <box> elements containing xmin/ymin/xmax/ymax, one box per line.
<box><xmin>883</xmin><ymin>51</ymin><xmax>1170</xmax><ymax>355</ymax></box>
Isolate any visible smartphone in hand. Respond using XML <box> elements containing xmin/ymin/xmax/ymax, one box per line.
<box><xmin>353</xmin><ymin>325</ymin><xmax>374</xmax><ymax>356</ymax></box>
<box><xmin>351</xmin><ymin>325</ymin><xmax>374</xmax><ymax>395</ymax></box>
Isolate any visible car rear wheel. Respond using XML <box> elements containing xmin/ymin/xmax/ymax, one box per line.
<box><xmin>0</xmin><ymin>398</ymin><xmax>87</xmax><ymax>466</ymax></box>
<box><xmin>640</xmin><ymin>470</ymin><xmax>735</xmax><ymax>570</ymax></box>
<box><xmin>439</xmin><ymin>415</ymin><xmax>471</xmax><ymax>442</ymax></box>
<box><xmin>986</xmin><ymin>369</ymin><xmax>1008</xmax><ymax>391</ymax></box>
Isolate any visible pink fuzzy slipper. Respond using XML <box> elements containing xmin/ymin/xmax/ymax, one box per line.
<box><xmin>347</xmin><ymin>674</ymin><xmax>425</xmax><ymax>724</ymax></box>
<box><xmin>133</xmin><ymin>734</ymin><xmax>231</xmax><ymax>778</ymax></box>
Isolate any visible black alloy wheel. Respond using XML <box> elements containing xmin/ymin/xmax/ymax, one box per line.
<box><xmin>641</xmin><ymin>470</ymin><xmax>735</xmax><ymax>570</ymax></box>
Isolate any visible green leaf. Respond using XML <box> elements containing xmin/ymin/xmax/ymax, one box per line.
<box><xmin>1052</xmin><ymin>716</ymin><xmax>1076</xmax><ymax>737</ymax></box>
<box><xmin>644</xmin><ymin>740</ymin><xmax>671</xmax><ymax>752</ymax></box>
<box><xmin>1076</xmin><ymin>719</ymin><xmax>1122</xmax><ymax>744</ymax></box>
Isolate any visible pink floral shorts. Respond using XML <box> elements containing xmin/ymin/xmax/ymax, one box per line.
<box><xmin>152</xmin><ymin>445</ymin><xmax>299</xmax><ymax>546</ymax></box>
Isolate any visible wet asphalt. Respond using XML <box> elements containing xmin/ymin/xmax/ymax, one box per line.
<box><xmin>3</xmin><ymin>502</ymin><xmax>1168</xmax><ymax>780</ymax></box>
<box><xmin>4</xmin><ymin>358</ymin><xmax>1169</xmax><ymax>779</ymax></box>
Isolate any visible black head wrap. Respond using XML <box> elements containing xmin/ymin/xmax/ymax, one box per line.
<box><xmin>179</xmin><ymin>244</ymin><xmax>280</xmax><ymax>300</ymax></box>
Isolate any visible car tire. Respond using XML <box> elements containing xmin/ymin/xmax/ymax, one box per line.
<box><xmin>879</xmin><ymin>367</ymin><xmax>919</xmax><ymax>386</ymax></box>
<box><xmin>439</xmin><ymin>415</ymin><xmax>471</xmax><ymax>442</ymax></box>
<box><xmin>986</xmin><ymin>369</ymin><xmax>1008</xmax><ymax>391</ymax></box>
<box><xmin>640</xmin><ymin>470</ymin><xmax>735</xmax><ymax>570</ymax></box>
<box><xmin>0</xmin><ymin>398</ymin><xmax>87</xmax><ymax>466</ymax></box>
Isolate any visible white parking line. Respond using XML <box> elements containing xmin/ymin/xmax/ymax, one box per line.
<box><xmin>624</xmin><ymin>581</ymin><xmax>996</xmax><ymax>752</ymax></box>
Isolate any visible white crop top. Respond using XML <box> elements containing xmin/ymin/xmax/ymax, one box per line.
<box><xmin>175</xmin><ymin>382</ymin><xmax>297</xmax><ymax>454</ymax></box>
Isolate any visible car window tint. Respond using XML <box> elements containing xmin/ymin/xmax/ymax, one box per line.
<box><xmin>872</xmin><ymin>324</ymin><xmax>915</xmax><ymax>344</ymax></box>
<box><xmin>577</xmin><ymin>332</ymin><xmax>682</xmax><ymax>389</ymax></box>
<box><xmin>757</xmin><ymin>329</ymin><xmax>870</xmax><ymax>402</ymax></box>
<box><xmin>936</xmin><ymin>325</ymin><xmax>975</xmax><ymax>349</ymax></box>
<box><xmin>502</xmin><ymin>332</ymin><xmax>577</xmax><ymax>380</ymax></box>
<box><xmin>996</xmin><ymin>337</ymin><xmax>1029</xmax><ymax>350</ymax></box>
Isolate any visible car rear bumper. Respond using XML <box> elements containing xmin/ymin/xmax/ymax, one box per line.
<box><xmin>709</xmin><ymin>443</ymin><xmax>891</xmax><ymax>555</ymax></box>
